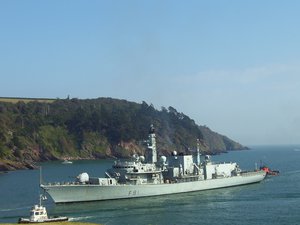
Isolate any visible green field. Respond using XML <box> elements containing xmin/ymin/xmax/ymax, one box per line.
<box><xmin>0</xmin><ymin>97</ymin><xmax>56</xmax><ymax>104</ymax></box>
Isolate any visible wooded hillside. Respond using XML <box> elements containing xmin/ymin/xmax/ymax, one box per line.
<box><xmin>0</xmin><ymin>98</ymin><xmax>247</xmax><ymax>171</ymax></box>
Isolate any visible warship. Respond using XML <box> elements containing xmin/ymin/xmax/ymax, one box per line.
<box><xmin>41</xmin><ymin>125</ymin><xmax>266</xmax><ymax>203</ymax></box>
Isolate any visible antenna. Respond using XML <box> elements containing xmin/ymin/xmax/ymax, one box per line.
<box><xmin>40</xmin><ymin>166</ymin><xmax>42</xmax><ymax>186</ymax></box>
<box><xmin>196</xmin><ymin>139</ymin><xmax>201</xmax><ymax>165</ymax></box>
<box><xmin>38</xmin><ymin>166</ymin><xmax>47</xmax><ymax>205</ymax></box>
<box><xmin>39</xmin><ymin>166</ymin><xmax>42</xmax><ymax>206</ymax></box>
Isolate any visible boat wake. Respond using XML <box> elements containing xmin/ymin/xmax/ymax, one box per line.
<box><xmin>69</xmin><ymin>216</ymin><xmax>97</xmax><ymax>221</ymax></box>
<box><xmin>0</xmin><ymin>206</ymin><xmax>30</xmax><ymax>212</ymax></box>
<box><xmin>285</xmin><ymin>170</ymin><xmax>300</xmax><ymax>175</ymax></box>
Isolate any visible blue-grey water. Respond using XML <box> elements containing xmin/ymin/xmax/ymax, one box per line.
<box><xmin>1</xmin><ymin>145</ymin><xmax>300</xmax><ymax>225</ymax></box>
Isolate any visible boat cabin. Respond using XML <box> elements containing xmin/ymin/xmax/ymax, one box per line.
<box><xmin>29</xmin><ymin>205</ymin><xmax>48</xmax><ymax>222</ymax></box>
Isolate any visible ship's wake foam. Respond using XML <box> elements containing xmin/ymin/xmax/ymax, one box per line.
<box><xmin>69</xmin><ymin>215</ymin><xmax>97</xmax><ymax>221</ymax></box>
<box><xmin>0</xmin><ymin>206</ymin><xmax>30</xmax><ymax>212</ymax></box>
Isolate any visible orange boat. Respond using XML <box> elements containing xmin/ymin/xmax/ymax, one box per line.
<box><xmin>260</xmin><ymin>165</ymin><xmax>279</xmax><ymax>176</ymax></box>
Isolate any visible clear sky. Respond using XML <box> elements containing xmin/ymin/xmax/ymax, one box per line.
<box><xmin>1</xmin><ymin>0</ymin><xmax>300</xmax><ymax>145</ymax></box>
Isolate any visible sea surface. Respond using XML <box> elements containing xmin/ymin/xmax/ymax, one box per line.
<box><xmin>1</xmin><ymin>145</ymin><xmax>300</xmax><ymax>225</ymax></box>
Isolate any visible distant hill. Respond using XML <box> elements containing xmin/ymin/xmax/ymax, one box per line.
<box><xmin>0</xmin><ymin>97</ymin><xmax>56</xmax><ymax>104</ymax></box>
<box><xmin>0</xmin><ymin>97</ymin><xmax>247</xmax><ymax>171</ymax></box>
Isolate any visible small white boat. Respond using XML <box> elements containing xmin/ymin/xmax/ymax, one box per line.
<box><xmin>18</xmin><ymin>203</ymin><xmax>68</xmax><ymax>223</ymax></box>
<box><xmin>18</xmin><ymin>195</ymin><xmax>68</xmax><ymax>223</ymax></box>
<box><xmin>19</xmin><ymin>167</ymin><xmax>68</xmax><ymax>223</ymax></box>
<box><xmin>62</xmin><ymin>159</ymin><xmax>73</xmax><ymax>164</ymax></box>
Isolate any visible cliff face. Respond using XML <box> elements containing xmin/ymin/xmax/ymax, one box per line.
<box><xmin>198</xmin><ymin>126</ymin><xmax>248</xmax><ymax>153</ymax></box>
<box><xmin>0</xmin><ymin>98</ymin><xmax>247</xmax><ymax>171</ymax></box>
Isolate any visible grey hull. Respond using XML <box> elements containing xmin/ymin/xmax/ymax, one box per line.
<box><xmin>41</xmin><ymin>171</ymin><xmax>266</xmax><ymax>203</ymax></box>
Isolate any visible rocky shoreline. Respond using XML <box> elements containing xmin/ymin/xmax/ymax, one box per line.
<box><xmin>0</xmin><ymin>160</ymin><xmax>37</xmax><ymax>172</ymax></box>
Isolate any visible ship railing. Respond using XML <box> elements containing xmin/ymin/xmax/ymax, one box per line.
<box><xmin>211</xmin><ymin>161</ymin><xmax>235</xmax><ymax>165</ymax></box>
<box><xmin>46</xmin><ymin>181</ymin><xmax>81</xmax><ymax>186</ymax></box>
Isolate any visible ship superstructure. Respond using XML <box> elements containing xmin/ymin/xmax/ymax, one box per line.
<box><xmin>41</xmin><ymin>125</ymin><xmax>266</xmax><ymax>203</ymax></box>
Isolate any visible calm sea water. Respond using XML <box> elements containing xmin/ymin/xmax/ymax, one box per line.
<box><xmin>1</xmin><ymin>145</ymin><xmax>300</xmax><ymax>225</ymax></box>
